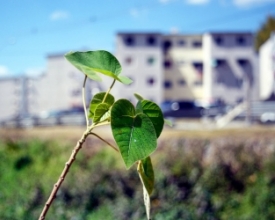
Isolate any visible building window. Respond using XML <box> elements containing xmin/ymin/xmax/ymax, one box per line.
<box><xmin>147</xmin><ymin>77</ymin><xmax>156</xmax><ymax>86</ymax></box>
<box><xmin>236</xmin><ymin>36</ymin><xmax>246</xmax><ymax>46</ymax></box>
<box><xmin>193</xmin><ymin>62</ymin><xmax>203</xmax><ymax>73</ymax></box>
<box><xmin>124</xmin><ymin>36</ymin><xmax>135</xmax><ymax>46</ymax></box>
<box><xmin>192</xmin><ymin>41</ymin><xmax>202</xmax><ymax>48</ymax></box>
<box><xmin>164</xmin><ymin>60</ymin><xmax>172</xmax><ymax>69</ymax></box>
<box><xmin>178</xmin><ymin>79</ymin><xmax>186</xmax><ymax>86</ymax></box>
<box><xmin>125</xmin><ymin>57</ymin><xmax>132</xmax><ymax>65</ymax></box>
<box><xmin>237</xmin><ymin>59</ymin><xmax>248</xmax><ymax>67</ymax></box>
<box><xmin>164</xmin><ymin>80</ymin><xmax>172</xmax><ymax>89</ymax></box>
<box><xmin>147</xmin><ymin>36</ymin><xmax>156</xmax><ymax>46</ymax></box>
<box><xmin>214</xmin><ymin>59</ymin><xmax>226</xmax><ymax>67</ymax></box>
<box><xmin>214</xmin><ymin>36</ymin><xmax>223</xmax><ymax>46</ymax></box>
<box><xmin>178</xmin><ymin>39</ymin><xmax>186</xmax><ymax>46</ymax></box>
<box><xmin>147</xmin><ymin>57</ymin><xmax>155</xmax><ymax>65</ymax></box>
<box><xmin>162</xmin><ymin>40</ymin><xmax>172</xmax><ymax>50</ymax></box>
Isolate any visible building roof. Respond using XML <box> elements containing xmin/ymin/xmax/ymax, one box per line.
<box><xmin>117</xmin><ymin>32</ymin><xmax>162</xmax><ymax>36</ymax></box>
<box><xmin>207</xmin><ymin>31</ymin><xmax>254</xmax><ymax>36</ymax></box>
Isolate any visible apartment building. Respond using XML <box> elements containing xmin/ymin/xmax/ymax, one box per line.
<box><xmin>0</xmin><ymin>31</ymin><xmax>262</xmax><ymax>120</ymax></box>
<box><xmin>161</xmin><ymin>34</ymin><xmax>204</xmax><ymax>101</ymax></box>
<box><xmin>116</xmin><ymin>32</ymin><xmax>259</xmax><ymax>105</ymax></box>
<box><xmin>0</xmin><ymin>76</ymin><xmax>22</xmax><ymax>120</ymax></box>
<box><xmin>203</xmin><ymin>32</ymin><xmax>259</xmax><ymax>104</ymax></box>
<box><xmin>115</xmin><ymin>32</ymin><xmax>163</xmax><ymax>104</ymax></box>
<box><xmin>32</xmin><ymin>53</ymin><xmax>112</xmax><ymax>115</ymax></box>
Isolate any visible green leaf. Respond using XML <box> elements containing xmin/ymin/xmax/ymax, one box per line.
<box><xmin>65</xmin><ymin>50</ymin><xmax>133</xmax><ymax>84</ymax></box>
<box><xmin>136</xmin><ymin>100</ymin><xmax>164</xmax><ymax>138</ymax></box>
<box><xmin>117</xmin><ymin>75</ymin><xmax>133</xmax><ymax>85</ymax></box>
<box><xmin>81</xmin><ymin>66</ymin><xmax>102</xmax><ymax>81</ymax></box>
<box><xmin>138</xmin><ymin>157</ymin><xmax>154</xmax><ymax>195</ymax></box>
<box><xmin>111</xmin><ymin>99</ymin><xmax>157</xmax><ymax>169</ymax></box>
<box><xmin>134</xmin><ymin>93</ymin><xmax>144</xmax><ymax>101</ymax></box>
<box><xmin>93</xmin><ymin>103</ymin><xmax>110</xmax><ymax>123</ymax></box>
<box><xmin>138</xmin><ymin>157</ymin><xmax>154</xmax><ymax>220</ymax></box>
<box><xmin>89</xmin><ymin>92</ymin><xmax>114</xmax><ymax>119</ymax></box>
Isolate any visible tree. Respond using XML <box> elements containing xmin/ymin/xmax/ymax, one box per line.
<box><xmin>255</xmin><ymin>16</ymin><xmax>275</xmax><ymax>52</ymax></box>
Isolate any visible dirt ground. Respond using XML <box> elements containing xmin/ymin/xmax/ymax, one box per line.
<box><xmin>0</xmin><ymin>123</ymin><xmax>274</xmax><ymax>144</ymax></box>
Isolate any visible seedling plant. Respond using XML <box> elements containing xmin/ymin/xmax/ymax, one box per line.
<box><xmin>39</xmin><ymin>50</ymin><xmax>165</xmax><ymax>220</ymax></box>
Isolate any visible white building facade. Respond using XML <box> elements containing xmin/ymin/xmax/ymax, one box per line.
<box><xmin>0</xmin><ymin>31</ymin><xmax>264</xmax><ymax>121</ymax></box>
<box><xmin>259</xmin><ymin>33</ymin><xmax>275</xmax><ymax>100</ymax></box>
<box><xmin>161</xmin><ymin>34</ymin><xmax>204</xmax><ymax>101</ymax></box>
<box><xmin>115</xmin><ymin>33</ymin><xmax>163</xmax><ymax>104</ymax></box>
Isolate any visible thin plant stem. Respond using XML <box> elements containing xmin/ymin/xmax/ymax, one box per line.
<box><xmin>38</xmin><ymin>120</ymin><xmax>110</xmax><ymax>219</ymax></box>
<box><xmin>102</xmin><ymin>79</ymin><xmax>116</xmax><ymax>103</ymax></box>
<box><xmin>89</xmin><ymin>132</ymin><xmax>119</xmax><ymax>152</ymax></box>
<box><xmin>82</xmin><ymin>75</ymin><xmax>89</xmax><ymax>128</ymax></box>
<box><xmin>38</xmin><ymin>127</ymin><xmax>92</xmax><ymax>220</ymax></box>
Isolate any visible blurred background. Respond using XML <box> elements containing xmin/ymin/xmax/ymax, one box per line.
<box><xmin>1</xmin><ymin>0</ymin><xmax>275</xmax><ymax>219</ymax></box>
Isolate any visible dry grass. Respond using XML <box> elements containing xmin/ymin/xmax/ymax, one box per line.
<box><xmin>1</xmin><ymin>124</ymin><xmax>274</xmax><ymax>143</ymax></box>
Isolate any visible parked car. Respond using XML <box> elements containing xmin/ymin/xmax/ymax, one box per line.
<box><xmin>38</xmin><ymin>107</ymin><xmax>86</xmax><ymax>126</ymax></box>
<box><xmin>161</xmin><ymin>100</ymin><xmax>204</xmax><ymax>118</ymax></box>
<box><xmin>260</xmin><ymin>112</ymin><xmax>275</xmax><ymax>124</ymax></box>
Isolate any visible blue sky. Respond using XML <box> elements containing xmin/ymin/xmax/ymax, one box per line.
<box><xmin>0</xmin><ymin>0</ymin><xmax>275</xmax><ymax>76</ymax></box>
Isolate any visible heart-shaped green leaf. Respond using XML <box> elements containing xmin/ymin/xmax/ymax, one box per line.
<box><xmin>111</xmin><ymin>99</ymin><xmax>157</xmax><ymax>169</ymax></box>
<box><xmin>93</xmin><ymin>103</ymin><xmax>110</xmax><ymax>123</ymax></box>
<box><xmin>65</xmin><ymin>50</ymin><xmax>133</xmax><ymax>84</ymax></box>
<box><xmin>89</xmin><ymin>92</ymin><xmax>114</xmax><ymax>119</ymax></box>
<box><xmin>138</xmin><ymin>157</ymin><xmax>154</xmax><ymax>195</ymax></box>
<box><xmin>136</xmin><ymin>100</ymin><xmax>164</xmax><ymax>138</ymax></box>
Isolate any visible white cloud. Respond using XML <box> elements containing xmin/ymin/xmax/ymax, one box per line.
<box><xmin>0</xmin><ymin>65</ymin><xmax>10</xmax><ymax>76</ymax></box>
<box><xmin>50</xmin><ymin>10</ymin><xmax>69</xmax><ymax>21</ymax></box>
<box><xmin>159</xmin><ymin>0</ymin><xmax>174</xmax><ymax>4</ymax></box>
<box><xmin>170</xmin><ymin>27</ymin><xmax>180</xmax><ymax>34</ymax></box>
<box><xmin>186</xmin><ymin>0</ymin><xmax>210</xmax><ymax>5</ymax></box>
<box><xmin>129</xmin><ymin>8</ymin><xmax>148</xmax><ymax>18</ymax></box>
<box><xmin>186</xmin><ymin>0</ymin><xmax>210</xmax><ymax>4</ymax></box>
<box><xmin>25</xmin><ymin>67</ymin><xmax>45</xmax><ymax>77</ymax></box>
<box><xmin>234</xmin><ymin>0</ymin><xmax>275</xmax><ymax>7</ymax></box>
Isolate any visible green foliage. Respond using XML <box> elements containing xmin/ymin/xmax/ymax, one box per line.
<box><xmin>136</xmin><ymin>99</ymin><xmax>164</xmax><ymax>138</ymax></box>
<box><xmin>37</xmin><ymin>49</ymin><xmax>165</xmax><ymax>219</ymax></box>
<box><xmin>3</xmin><ymin>137</ymin><xmax>275</xmax><ymax>219</ymax></box>
<box><xmin>111</xmin><ymin>99</ymin><xmax>158</xmax><ymax>169</ymax></box>
<box><xmin>65</xmin><ymin>50</ymin><xmax>132</xmax><ymax>84</ymax></box>
<box><xmin>255</xmin><ymin>16</ymin><xmax>275</xmax><ymax>51</ymax></box>
<box><xmin>138</xmin><ymin>157</ymin><xmax>155</xmax><ymax>195</ymax></box>
<box><xmin>89</xmin><ymin>92</ymin><xmax>115</xmax><ymax>122</ymax></box>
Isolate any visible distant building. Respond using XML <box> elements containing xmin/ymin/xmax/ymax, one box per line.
<box><xmin>0</xmin><ymin>31</ymin><xmax>265</xmax><ymax>121</ymax></box>
<box><xmin>116</xmin><ymin>32</ymin><xmax>259</xmax><ymax>105</ymax></box>
<box><xmin>161</xmin><ymin>34</ymin><xmax>204</xmax><ymax>101</ymax></box>
<box><xmin>115</xmin><ymin>33</ymin><xmax>163</xmax><ymax>104</ymax></box>
<box><xmin>203</xmin><ymin>32</ymin><xmax>259</xmax><ymax>104</ymax></box>
<box><xmin>32</xmin><ymin>53</ymin><xmax>111</xmax><ymax>115</ymax></box>
<box><xmin>259</xmin><ymin>32</ymin><xmax>275</xmax><ymax>100</ymax></box>
<box><xmin>0</xmin><ymin>76</ymin><xmax>32</xmax><ymax>120</ymax></box>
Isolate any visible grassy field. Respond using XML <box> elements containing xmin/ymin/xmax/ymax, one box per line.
<box><xmin>1</xmin><ymin>125</ymin><xmax>275</xmax><ymax>219</ymax></box>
